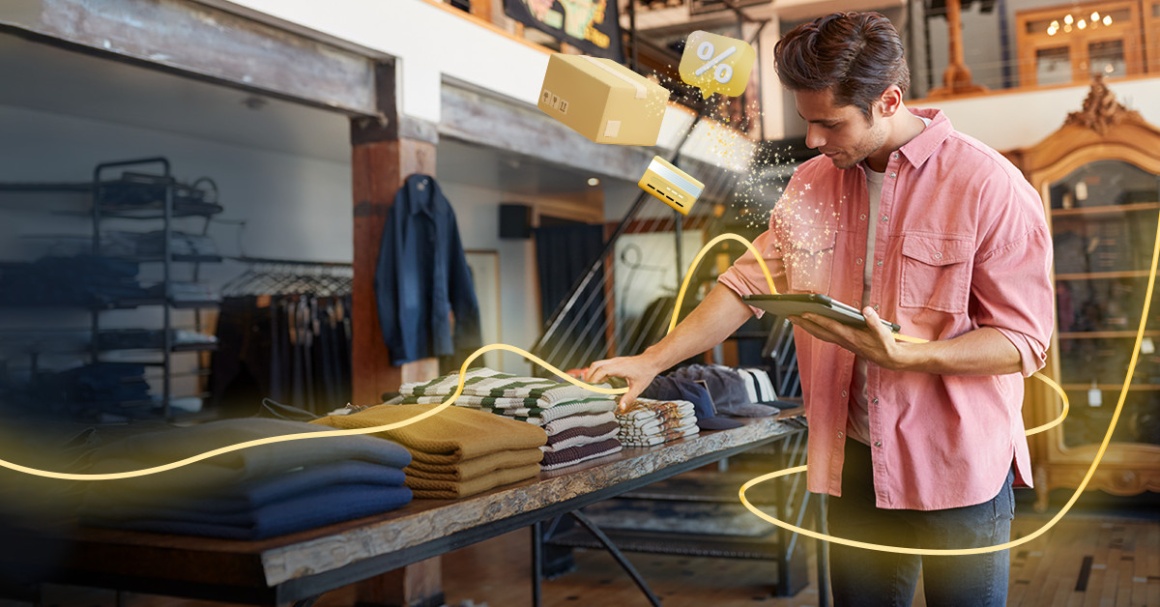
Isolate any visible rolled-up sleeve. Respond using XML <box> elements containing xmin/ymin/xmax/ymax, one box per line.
<box><xmin>716</xmin><ymin>227</ymin><xmax>788</xmax><ymax>318</ymax></box>
<box><xmin>972</xmin><ymin>220</ymin><xmax>1055</xmax><ymax>378</ymax></box>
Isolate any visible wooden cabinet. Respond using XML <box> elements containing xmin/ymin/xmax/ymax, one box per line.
<box><xmin>1015</xmin><ymin>0</ymin><xmax>1145</xmax><ymax>86</ymax></box>
<box><xmin>1146</xmin><ymin>0</ymin><xmax>1160</xmax><ymax>72</ymax></box>
<box><xmin>1007</xmin><ymin>76</ymin><xmax>1160</xmax><ymax>511</ymax></box>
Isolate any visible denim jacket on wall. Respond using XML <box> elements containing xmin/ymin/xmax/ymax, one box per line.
<box><xmin>375</xmin><ymin>174</ymin><xmax>482</xmax><ymax>365</ymax></box>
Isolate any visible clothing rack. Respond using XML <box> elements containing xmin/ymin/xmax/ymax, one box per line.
<box><xmin>222</xmin><ymin>256</ymin><xmax>353</xmax><ymax>298</ymax></box>
<box><xmin>212</xmin><ymin>256</ymin><xmax>354</xmax><ymax>416</ymax></box>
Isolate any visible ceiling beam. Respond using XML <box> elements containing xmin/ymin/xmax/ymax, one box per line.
<box><xmin>0</xmin><ymin>0</ymin><xmax>379</xmax><ymax>116</ymax></box>
<box><xmin>440</xmin><ymin>83</ymin><xmax>655</xmax><ymax>183</ymax></box>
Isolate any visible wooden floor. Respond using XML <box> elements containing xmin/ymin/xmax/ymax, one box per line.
<box><xmin>16</xmin><ymin>503</ymin><xmax>1160</xmax><ymax>607</ymax></box>
<box><xmin>435</xmin><ymin>510</ymin><xmax>1160</xmax><ymax>607</ymax></box>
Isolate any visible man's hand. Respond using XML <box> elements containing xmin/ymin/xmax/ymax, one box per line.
<box><xmin>791</xmin><ymin>306</ymin><xmax>907</xmax><ymax>370</ymax></box>
<box><xmin>585</xmin><ymin>353</ymin><xmax>663</xmax><ymax>412</ymax></box>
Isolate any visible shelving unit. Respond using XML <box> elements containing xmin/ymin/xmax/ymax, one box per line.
<box><xmin>1007</xmin><ymin>77</ymin><xmax>1160</xmax><ymax>510</ymax></box>
<box><xmin>0</xmin><ymin>157</ymin><xmax>223</xmax><ymax>420</ymax></box>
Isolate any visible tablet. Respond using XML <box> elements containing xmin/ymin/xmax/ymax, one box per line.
<box><xmin>742</xmin><ymin>293</ymin><xmax>900</xmax><ymax>332</ymax></box>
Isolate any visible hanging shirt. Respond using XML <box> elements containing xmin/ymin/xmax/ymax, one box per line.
<box><xmin>375</xmin><ymin>174</ymin><xmax>482</xmax><ymax>365</ymax></box>
<box><xmin>717</xmin><ymin>108</ymin><xmax>1054</xmax><ymax>511</ymax></box>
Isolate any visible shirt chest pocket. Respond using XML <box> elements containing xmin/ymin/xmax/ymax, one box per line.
<box><xmin>899</xmin><ymin>234</ymin><xmax>973</xmax><ymax>313</ymax></box>
<box><xmin>785</xmin><ymin>226</ymin><xmax>837</xmax><ymax>293</ymax></box>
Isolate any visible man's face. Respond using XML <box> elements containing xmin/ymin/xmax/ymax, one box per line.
<box><xmin>795</xmin><ymin>88</ymin><xmax>887</xmax><ymax>170</ymax></box>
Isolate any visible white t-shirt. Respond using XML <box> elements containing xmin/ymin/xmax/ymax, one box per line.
<box><xmin>848</xmin><ymin>116</ymin><xmax>931</xmax><ymax>445</ymax></box>
<box><xmin>848</xmin><ymin>167</ymin><xmax>885</xmax><ymax>445</ymax></box>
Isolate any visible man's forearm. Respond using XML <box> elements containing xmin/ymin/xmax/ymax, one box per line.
<box><xmin>641</xmin><ymin>284</ymin><xmax>755</xmax><ymax>371</ymax></box>
<box><xmin>895</xmin><ymin>326</ymin><xmax>1022</xmax><ymax>375</ymax></box>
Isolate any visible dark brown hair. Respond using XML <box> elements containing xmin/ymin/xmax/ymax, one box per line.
<box><xmin>774</xmin><ymin>12</ymin><xmax>910</xmax><ymax>119</ymax></box>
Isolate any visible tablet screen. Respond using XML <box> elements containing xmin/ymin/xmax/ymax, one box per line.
<box><xmin>742</xmin><ymin>294</ymin><xmax>899</xmax><ymax>332</ymax></box>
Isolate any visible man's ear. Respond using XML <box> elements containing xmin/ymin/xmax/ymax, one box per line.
<box><xmin>877</xmin><ymin>85</ymin><xmax>904</xmax><ymax>118</ymax></box>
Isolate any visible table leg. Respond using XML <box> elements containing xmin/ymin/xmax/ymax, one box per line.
<box><xmin>567</xmin><ymin>511</ymin><xmax>662</xmax><ymax>607</ymax></box>
<box><xmin>531</xmin><ymin>520</ymin><xmax>543</xmax><ymax>607</ymax></box>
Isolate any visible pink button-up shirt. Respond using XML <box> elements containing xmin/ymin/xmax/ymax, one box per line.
<box><xmin>718</xmin><ymin>108</ymin><xmax>1054</xmax><ymax>510</ymax></box>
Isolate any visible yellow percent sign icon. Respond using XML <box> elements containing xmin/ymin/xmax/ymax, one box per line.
<box><xmin>679</xmin><ymin>31</ymin><xmax>756</xmax><ymax>99</ymax></box>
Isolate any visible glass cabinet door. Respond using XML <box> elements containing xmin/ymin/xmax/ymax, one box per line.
<box><xmin>1088</xmin><ymin>39</ymin><xmax>1127</xmax><ymax>77</ymax></box>
<box><xmin>1036</xmin><ymin>46</ymin><xmax>1073</xmax><ymax>85</ymax></box>
<box><xmin>1050</xmin><ymin>160</ymin><xmax>1160</xmax><ymax>449</ymax></box>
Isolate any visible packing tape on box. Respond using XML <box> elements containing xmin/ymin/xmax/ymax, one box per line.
<box><xmin>537</xmin><ymin>53</ymin><xmax>667</xmax><ymax>146</ymax></box>
<box><xmin>638</xmin><ymin>156</ymin><xmax>704</xmax><ymax>215</ymax></box>
<box><xmin>582</xmin><ymin>56</ymin><xmax>648</xmax><ymax>99</ymax></box>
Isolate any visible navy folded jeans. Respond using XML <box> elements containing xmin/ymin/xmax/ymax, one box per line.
<box><xmin>827</xmin><ymin>440</ymin><xmax>1015</xmax><ymax>607</ymax></box>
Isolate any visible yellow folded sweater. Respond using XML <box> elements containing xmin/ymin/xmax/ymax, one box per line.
<box><xmin>312</xmin><ymin>404</ymin><xmax>547</xmax><ymax>463</ymax></box>
<box><xmin>406</xmin><ymin>463</ymin><xmax>541</xmax><ymax>499</ymax></box>
<box><xmin>405</xmin><ymin>448</ymin><xmax>544</xmax><ymax>482</ymax></box>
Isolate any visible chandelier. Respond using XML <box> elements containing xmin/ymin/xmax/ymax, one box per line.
<box><xmin>1047</xmin><ymin>10</ymin><xmax>1114</xmax><ymax>35</ymax></box>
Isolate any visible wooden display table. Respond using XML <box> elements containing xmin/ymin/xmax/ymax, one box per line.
<box><xmin>2</xmin><ymin>410</ymin><xmax>808</xmax><ymax>606</ymax></box>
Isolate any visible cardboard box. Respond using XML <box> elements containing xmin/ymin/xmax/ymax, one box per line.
<box><xmin>538</xmin><ymin>53</ymin><xmax>669</xmax><ymax>146</ymax></box>
<box><xmin>638</xmin><ymin>155</ymin><xmax>703</xmax><ymax>215</ymax></box>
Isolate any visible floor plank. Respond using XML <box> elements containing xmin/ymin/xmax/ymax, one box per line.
<box><xmin>16</xmin><ymin>506</ymin><xmax>1160</xmax><ymax>607</ymax></box>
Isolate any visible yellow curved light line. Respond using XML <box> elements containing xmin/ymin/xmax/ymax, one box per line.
<box><xmin>737</xmin><ymin>210</ymin><xmax>1160</xmax><ymax>555</ymax></box>
<box><xmin>0</xmin><ymin>217</ymin><xmax>1123</xmax><ymax>560</ymax></box>
<box><xmin>0</xmin><ymin>343</ymin><xmax>626</xmax><ymax>481</ymax></box>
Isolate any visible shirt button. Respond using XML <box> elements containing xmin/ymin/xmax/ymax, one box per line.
<box><xmin>892</xmin><ymin>152</ymin><xmax>899</xmax><ymax>159</ymax></box>
<box><xmin>889</xmin><ymin>172</ymin><xmax>897</xmax><ymax>178</ymax></box>
<box><xmin>860</xmin><ymin>213</ymin><xmax>867</xmax><ymax>221</ymax></box>
<box><xmin>876</xmin><ymin>260</ymin><xmax>883</xmax><ymax>267</ymax></box>
<box><xmin>841</xmin><ymin>390</ymin><xmax>848</xmax><ymax>398</ymax></box>
<box><xmin>933</xmin><ymin>252</ymin><xmax>942</xmax><ymax>259</ymax></box>
<box><xmin>881</xmin><ymin>215</ymin><xmax>889</xmax><ymax>222</ymax></box>
<box><xmin>872</xmin><ymin>398</ymin><xmax>879</xmax><ymax>405</ymax></box>
<box><xmin>874</xmin><ymin>440</ymin><xmax>883</xmax><ymax>447</ymax></box>
<box><xmin>856</xmin><ymin>258</ymin><xmax>863</xmax><ymax>265</ymax></box>
<box><xmin>838</xmin><ymin>431</ymin><xmax>845</xmax><ymax>439</ymax></box>
<box><xmin>873</xmin><ymin>305</ymin><xmax>880</xmax><ymax>311</ymax></box>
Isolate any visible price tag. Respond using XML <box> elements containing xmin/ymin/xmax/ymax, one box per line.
<box><xmin>1088</xmin><ymin>381</ymin><xmax>1102</xmax><ymax>407</ymax></box>
<box><xmin>1142</xmin><ymin>337</ymin><xmax>1155</xmax><ymax>355</ymax></box>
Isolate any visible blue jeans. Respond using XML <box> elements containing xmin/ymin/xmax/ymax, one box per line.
<box><xmin>827</xmin><ymin>440</ymin><xmax>1015</xmax><ymax>607</ymax></box>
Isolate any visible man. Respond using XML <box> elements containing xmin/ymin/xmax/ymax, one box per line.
<box><xmin>585</xmin><ymin>12</ymin><xmax>1054</xmax><ymax>606</ymax></box>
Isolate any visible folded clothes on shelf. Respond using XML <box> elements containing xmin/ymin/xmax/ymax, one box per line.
<box><xmin>79</xmin><ymin>418</ymin><xmax>413</xmax><ymax>539</ymax></box>
<box><xmin>313</xmin><ymin>403</ymin><xmax>547</xmax><ymax>499</ymax></box>
<box><xmin>96</xmin><ymin>328</ymin><xmax>218</xmax><ymax>350</ymax></box>
<box><xmin>615</xmin><ymin>398</ymin><xmax>699</xmax><ymax>448</ymax></box>
<box><xmin>398</xmin><ymin>367</ymin><xmax>621</xmax><ymax>470</ymax></box>
<box><xmin>0</xmin><ymin>255</ymin><xmax>148</xmax><ymax>307</ymax></box>
<box><xmin>101</xmin><ymin>230</ymin><xmax>219</xmax><ymax>259</ymax></box>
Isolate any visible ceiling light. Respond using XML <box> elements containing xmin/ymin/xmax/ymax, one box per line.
<box><xmin>587</xmin><ymin>177</ymin><xmax>600</xmax><ymax>186</ymax></box>
<box><xmin>1103</xmin><ymin>15</ymin><xmax>1113</xmax><ymax>25</ymax></box>
<box><xmin>1064</xmin><ymin>13</ymin><xmax>1074</xmax><ymax>25</ymax></box>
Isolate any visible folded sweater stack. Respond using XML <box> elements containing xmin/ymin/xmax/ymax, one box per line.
<box><xmin>615</xmin><ymin>398</ymin><xmax>699</xmax><ymax>447</ymax></box>
<box><xmin>400</xmin><ymin>368</ymin><xmax>622</xmax><ymax>471</ymax></box>
<box><xmin>80</xmin><ymin>418</ymin><xmax>413</xmax><ymax>539</ymax></box>
<box><xmin>313</xmin><ymin>403</ymin><xmax>547</xmax><ymax>499</ymax></box>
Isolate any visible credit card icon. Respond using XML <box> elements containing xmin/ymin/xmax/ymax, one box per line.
<box><xmin>637</xmin><ymin>156</ymin><xmax>704</xmax><ymax>215</ymax></box>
